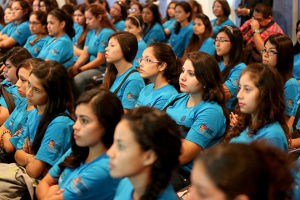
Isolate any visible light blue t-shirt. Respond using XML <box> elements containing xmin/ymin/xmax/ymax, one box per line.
<box><xmin>293</xmin><ymin>53</ymin><xmax>300</xmax><ymax>80</ymax></box>
<box><xmin>218</xmin><ymin>61</ymin><xmax>246</xmax><ymax>111</ymax></box>
<box><xmin>132</xmin><ymin>39</ymin><xmax>147</xmax><ymax>67</ymax></box>
<box><xmin>230</xmin><ymin>122</ymin><xmax>289</xmax><ymax>151</ymax></box>
<box><xmin>23</xmin><ymin>35</ymin><xmax>50</xmax><ymax>57</ymax></box>
<box><xmin>114</xmin><ymin>20</ymin><xmax>125</xmax><ymax>32</ymax></box>
<box><xmin>0</xmin><ymin>80</ymin><xmax>25</xmax><ymax>110</ymax></box>
<box><xmin>199</xmin><ymin>37</ymin><xmax>215</xmax><ymax>55</ymax></box>
<box><xmin>109</xmin><ymin>66</ymin><xmax>145</xmax><ymax>109</ymax></box>
<box><xmin>49</xmin><ymin>149</ymin><xmax>120</xmax><ymax>200</ymax></box>
<box><xmin>10</xmin><ymin>21</ymin><xmax>31</xmax><ymax>46</ymax></box>
<box><xmin>211</xmin><ymin>18</ymin><xmax>235</xmax><ymax>38</ymax></box>
<box><xmin>113</xmin><ymin>178</ymin><xmax>178</xmax><ymax>200</ymax></box>
<box><xmin>0</xmin><ymin>24</ymin><xmax>3</xmax><ymax>31</ymax></box>
<box><xmin>284</xmin><ymin>78</ymin><xmax>300</xmax><ymax>116</ymax></box>
<box><xmin>136</xmin><ymin>83</ymin><xmax>178</xmax><ymax>110</ymax></box>
<box><xmin>37</xmin><ymin>34</ymin><xmax>74</xmax><ymax>67</ymax></box>
<box><xmin>168</xmin><ymin>23</ymin><xmax>193</xmax><ymax>57</ymax></box>
<box><xmin>143</xmin><ymin>23</ymin><xmax>165</xmax><ymax>45</ymax></box>
<box><xmin>165</xmin><ymin>93</ymin><xmax>226</xmax><ymax>171</ymax></box>
<box><xmin>73</xmin><ymin>22</ymin><xmax>83</xmax><ymax>47</ymax></box>
<box><xmin>0</xmin><ymin>21</ymin><xmax>17</xmax><ymax>35</ymax></box>
<box><xmin>163</xmin><ymin>18</ymin><xmax>176</xmax><ymax>29</ymax></box>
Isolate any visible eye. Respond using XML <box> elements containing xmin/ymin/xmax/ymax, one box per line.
<box><xmin>188</xmin><ymin>71</ymin><xmax>195</xmax><ymax>76</ymax></box>
<box><xmin>117</xmin><ymin>143</ymin><xmax>125</xmax><ymax>150</ymax></box>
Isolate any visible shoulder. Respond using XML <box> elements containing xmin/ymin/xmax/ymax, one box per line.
<box><xmin>101</xmin><ymin>28</ymin><xmax>115</xmax><ymax>35</ymax></box>
<box><xmin>48</xmin><ymin>115</ymin><xmax>74</xmax><ymax>127</ymax></box>
<box><xmin>233</xmin><ymin>62</ymin><xmax>247</xmax><ymax>70</ymax></box>
<box><xmin>285</xmin><ymin>78</ymin><xmax>299</xmax><ymax>87</ymax></box>
<box><xmin>152</xmin><ymin>23</ymin><xmax>164</xmax><ymax>31</ymax></box>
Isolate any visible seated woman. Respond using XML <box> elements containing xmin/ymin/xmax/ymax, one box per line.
<box><xmin>36</xmin><ymin>88</ymin><xmax>123</xmax><ymax>200</ymax></box>
<box><xmin>162</xmin><ymin>1</ymin><xmax>176</xmax><ymax>30</ymax></box>
<box><xmin>128</xmin><ymin>2</ymin><xmax>143</xmax><ymax>17</ymax></box>
<box><xmin>110</xmin><ymin>1</ymin><xmax>127</xmax><ymax>32</ymax></box>
<box><xmin>136</xmin><ymin>42</ymin><xmax>180</xmax><ymax>109</ymax></box>
<box><xmin>108</xmin><ymin>107</ymin><xmax>181</xmax><ymax>200</ymax></box>
<box><xmin>39</xmin><ymin>0</ymin><xmax>58</xmax><ymax>14</ymax></box>
<box><xmin>164</xmin><ymin>52</ymin><xmax>228</xmax><ymax>191</ymax></box>
<box><xmin>0</xmin><ymin>0</ymin><xmax>32</xmax><ymax>49</ymax></box>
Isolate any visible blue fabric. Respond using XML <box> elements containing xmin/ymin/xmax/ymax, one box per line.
<box><xmin>0</xmin><ymin>22</ymin><xmax>17</xmax><ymax>35</ymax></box>
<box><xmin>143</xmin><ymin>23</ymin><xmax>165</xmax><ymax>45</ymax></box>
<box><xmin>136</xmin><ymin>83</ymin><xmax>178</xmax><ymax>110</ymax></box>
<box><xmin>211</xmin><ymin>18</ymin><xmax>235</xmax><ymax>38</ymax></box>
<box><xmin>0</xmin><ymin>81</ymin><xmax>25</xmax><ymax>109</ymax></box>
<box><xmin>198</xmin><ymin>37</ymin><xmax>215</xmax><ymax>55</ymax></box>
<box><xmin>132</xmin><ymin>40</ymin><xmax>147</xmax><ymax>67</ymax></box>
<box><xmin>293</xmin><ymin>53</ymin><xmax>300</xmax><ymax>80</ymax></box>
<box><xmin>284</xmin><ymin>78</ymin><xmax>300</xmax><ymax>116</ymax></box>
<box><xmin>218</xmin><ymin>61</ymin><xmax>246</xmax><ymax>111</ymax></box>
<box><xmin>113</xmin><ymin>178</ymin><xmax>178</xmax><ymax>200</ymax></box>
<box><xmin>23</xmin><ymin>35</ymin><xmax>50</xmax><ymax>57</ymax></box>
<box><xmin>230</xmin><ymin>122</ymin><xmax>289</xmax><ymax>151</ymax></box>
<box><xmin>72</xmin><ymin>22</ymin><xmax>83</xmax><ymax>47</ymax></box>
<box><xmin>168</xmin><ymin>23</ymin><xmax>193</xmax><ymax>57</ymax></box>
<box><xmin>85</xmin><ymin>28</ymin><xmax>114</xmax><ymax>62</ymax></box>
<box><xmin>10</xmin><ymin>21</ymin><xmax>31</xmax><ymax>45</ymax></box>
<box><xmin>49</xmin><ymin>149</ymin><xmax>120</xmax><ymax>200</ymax></box>
<box><xmin>163</xmin><ymin>18</ymin><xmax>176</xmax><ymax>29</ymax></box>
<box><xmin>37</xmin><ymin>34</ymin><xmax>74</xmax><ymax>67</ymax></box>
<box><xmin>109</xmin><ymin>66</ymin><xmax>145</xmax><ymax>109</ymax></box>
<box><xmin>114</xmin><ymin>20</ymin><xmax>125</xmax><ymax>32</ymax></box>
<box><xmin>0</xmin><ymin>24</ymin><xmax>3</xmax><ymax>31</ymax></box>
<box><xmin>165</xmin><ymin>93</ymin><xmax>226</xmax><ymax>171</ymax></box>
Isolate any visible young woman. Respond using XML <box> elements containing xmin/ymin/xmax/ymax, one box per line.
<box><xmin>142</xmin><ymin>3</ymin><xmax>165</xmax><ymax>45</ymax></box>
<box><xmin>103</xmin><ymin>31</ymin><xmax>145</xmax><ymax>110</ymax></box>
<box><xmin>70</xmin><ymin>3</ymin><xmax>115</xmax><ymax>93</ymax></box>
<box><xmin>39</xmin><ymin>0</ymin><xmax>58</xmax><ymax>14</ymax></box>
<box><xmin>37</xmin><ymin>8</ymin><xmax>74</xmax><ymax>67</ymax></box>
<box><xmin>190</xmin><ymin>142</ymin><xmax>295</xmax><ymax>200</ymax></box>
<box><xmin>293</xmin><ymin>20</ymin><xmax>300</xmax><ymax>83</ymax></box>
<box><xmin>136</xmin><ymin>42</ymin><xmax>181</xmax><ymax>110</ymax></box>
<box><xmin>183</xmin><ymin>13</ymin><xmax>215</xmax><ymax>59</ymax></box>
<box><xmin>128</xmin><ymin>2</ymin><xmax>143</xmax><ymax>17</ymax></box>
<box><xmin>124</xmin><ymin>15</ymin><xmax>147</xmax><ymax>67</ymax></box>
<box><xmin>211</xmin><ymin>0</ymin><xmax>235</xmax><ymax>38</ymax></box>
<box><xmin>108</xmin><ymin>107</ymin><xmax>182</xmax><ymax>200</ymax></box>
<box><xmin>23</xmin><ymin>11</ymin><xmax>49</xmax><ymax>57</ymax></box>
<box><xmin>214</xmin><ymin>25</ymin><xmax>246</xmax><ymax>111</ymax></box>
<box><xmin>36</xmin><ymin>88</ymin><xmax>123</xmax><ymax>200</ymax></box>
<box><xmin>3</xmin><ymin>7</ymin><xmax>13</xmax><ymax>25</ymax></box>
<box><xmin>32</xmin><ymin>0</ymin><xmax>40</xmax><ymax>12</ymax></box>
<box><xmin>226</xmin><ymin>63</ymin><xmax>289</xmax><ymax>151</ymax></box>
<box><xmin>0</xmin><ymin>0</ymin><xmax>31</xmax><ymax>48</ymax></box>
<box><xmin>73</xmin><ymin>4</ymin><xmax>87</xmax><ymax>53</ymax></box>
<box><xmin>110</xmin><ymin>1</ymin><xmax>127</xmax><ymax>32</ymax></box>
<box><xmin>162</xmin><ymin>1</ymin><xmax>176</xmax><ymax>29</ymax></box>
<box><xmin>165</xmin><ymin>51</ymin><xmax>228</xmax><ymax>191</ymax></box>
<box><xmin>188</xmin><ymin>0</ymin><xmax>202</xmax><ymax>21</ymax></box>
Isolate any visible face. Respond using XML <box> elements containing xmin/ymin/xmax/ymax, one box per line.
<box><xmin>125</xmin><ymin>19</ymin><xmax>141</xmax><ymax>37</ymax></box>
<box><xmin>47</xmin><ymin>14</ymin><xmax>65</xmax><ymax>37</ymax></box>
<box><xmin>142</xmin><ymin>8</ymin><xmax>154</xmax><ymax>24</ymax></box>
<box><xmin>180</xmin><ymin>59</ymin><xmax>202</xmax><ymax>94</ymax></box>
<box><xmin>237</xmin><ymin>72</ymin><xmax>260</xmax><ymax>114</ymax></box>
<box><xmin>129</xmin><ymin>4</ymin><xmax>141</xmax><ymax>16</ymax></box>
<box><xmin>105</xmin><ymin>37</ymin><xmax>124</xmax><ymax>64</ymax></box>
<box><xmin>74</xmin><ymin>10</ymin><xmax>85</xmax><ymax>26</ymax></box>
<box><xmin>107</xmin><ymin>119</ymin><xmax>152</xmax><ymax>178</ymax></box>
<box><xmin>215</xmin><ymin>31</ymin><xmax>231</xmax><ymax>57</ymax></box>
<box><xmin>32</xmin><ymin>0</ymin><xmax>40</xmax><ymax>11</ymax></box>
<box><xmin>252</xmin><ymin>11</ymin><xmax>271</xmax><ymax>27</ymax></box>
<box><xmin>73</xmin><ymin>103</ymin><xmax>104</xmax><ymax>148</ymax></box>
<box><xmin>213</xmin><ymin>1</ymin><xmax>224</xmax><ymax>18</ymax></box>
<box><xmin>3</xmin><ymin>60</ymin><xmax>18</xmax><ymax>84</ymax></box>
<box><xmin>193</xmin><ymin>18</ymin><xmax>206</xmax><ymax>35</ymax></box>
<box><xmin>15</xmin><ymin>67</ymin><xmax>30</xmax><ymax>97</ymax></box>
<box><xmin>190</xmin><ymin>161</ymin><xmax>227</xmax><ymax>200</ymax></box>
<box><xmin>29</xmin><ymin>14</ymin><xmax>44</xmax><ymax>35</ymax></box>
<box><xmin>85</xmin><ymin>10</ymin><xmax>100</xmax><ymax>30</ymax></box>
<box><xmin>110</xmin><ymin>3</ymin><xmax>121</xmax><ymax>18</ymax></box>
<box><xmin>139</xmin><ymin>47</ymin><xmax>163</xmax><ymax>80</ymax></box>
<box><xmin>167</xmin><ymin>3</ymin><xmax>176</xmax><ymax>18</ymax></box>
<box><xmin>39</xmin><ymin>1</ymin><xmax>47</xmax><ymax>12</ymax></box>
<box><xmin>26</xmin><ymin>73</ymin><xmax>48</xmax><ymax>107</ymax></box>
<box><xmin>262</xmin><ymin>41</ymin><xmax>278</xmax><ymax>68</ymax></box>
<box><xmin>4</xmin><ymin>8</ymin><xmax>12</xmax><ymax>24</ymax></box>
<box><xmin>175</xmin><ymin>6</ymin><xmax>190</xmax><ymax>23</ymax></box>
<box><xmin>11</xmin><ymin>1</ymin><xmax>25</xmax><ymax>21</ymax></box>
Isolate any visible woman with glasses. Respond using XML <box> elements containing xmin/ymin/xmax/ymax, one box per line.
<box><xmin>128</xmin><ymin>2</ymin><xmax>143</xmax><ymax>17</ymax></box>
<box><xmin>293</xmin><ymin>20</ymin><xmax>300</xmax><ymax>83</ymax></box>
<box><xmin>110</xmin><ymin>1</ymin><xmax>127</xmax><ymax>32</ymax></box>
<box><xmin>136</xmin><ymin>42</ymin><xmax>181</xmax><ymax>110</ymax></box>
<box><xmin>211</xmin><ymin>0</ymin><xmax>235</xmax><ymax>38</ymax></box>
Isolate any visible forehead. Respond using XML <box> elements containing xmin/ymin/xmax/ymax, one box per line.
<box><xmin>253</xmin><ymin>11</ymin><xmax>264</xmax><ymax>19</ymax></box>
<box><xmin>142</xmin><ymin>47</ymin><xmax>155</xmax><ymax>57</ymax></box>
<box><xmin>75</xmin><ymin>103</ymin><xmax>95</xmax><ymax>117</ymax></box>
<box><xmin>216</xmin><ymin>31</ymin><xmax>229</xmax><ymax>38</ymax></box>
<box><xmin>194</xmin><ymin>17</ymin><xmax>203</xmax><ymax>24</ymax></box>
<box><xmin>12</xmin><ymin>1</ymin><xmax>21</xmax><ymax>8</ymax></box>
<box><xmin>28</xmin><ymin>73</ymin><xmax>43</xmax><ymax>88</ymax></box>
<box><xmin>183</xmin><ymin>59</ymin><xmax>194</xmax><ymax>70</ymax></box>
<box><xmin>47</xmin><ymin>14</ymin><xmax>58</xmax><ymax>21</ymax></box>
<box><xmin>265</xmin><ymin>40</ymin><xmax>276</xmax><ymax>49</ymax></box>
<box><xmin>114</xmin><ymin>120</ymin><xmax>135</xmax><ymax>142</ymax></box>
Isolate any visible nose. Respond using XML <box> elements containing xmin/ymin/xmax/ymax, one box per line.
<box><xmin>15</xmin><ymin>79</ymin><xmax>21</xmax><ymax>88</ymax></box>
<box><xmin>72</xmin><ymin>119</ymin><xmax>80</xmax><ymax>131</ymax></box>
<box><xmin>106</xmin><ymin>145</ymin><xmax>115</xmax><ymax>158</ymax></box>
<box><xmin>180</xmin><ymin>72</ymin><xmax>187</xmax><ymax>82</ymax></box>
<box><xmin>237</xmin><ymin>88</ymin><xmax>243</xmax><ymax>99</ymax></box>
<box><xmin>3</xmin><ymin>65</ymin><xmax>7</xmax><ymax>73</ymax></box>
<box><xmin>26</xmin><ymin>87</ymin><xmax>33</xmax><ymax>97</ymax></box>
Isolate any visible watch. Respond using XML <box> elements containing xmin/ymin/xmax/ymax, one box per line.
<box><xmin>254</xmin><ymin>29</ymin><xmax>260</xmax><ymax>34</ymax></box>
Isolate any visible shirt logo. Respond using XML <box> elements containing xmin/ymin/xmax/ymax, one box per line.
<box><xmin>47</xmin><ymin>139</ymin><xmax>59</xmax><ymax>153</ymax></box>
<box><xmin>180</xmin><ymin>116</ymin><xmax>186</xmax><ymax>122</ymax></box>
<box><xmin>71</xmin><ymin>176</ymin><xmax>88</xmax><ymax>195</ymax></box>
<box><xmin>288</xmin><ymin>99</ymin><xmax>293</xmax><ymax>105</ymax></box>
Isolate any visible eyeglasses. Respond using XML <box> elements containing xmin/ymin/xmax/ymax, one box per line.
<box><xmin>129</xmin><ymin>8</ymin><xmax>137</xmax><ymax>12</ymax></box>
<box><xmin>212</xmin><ymin>5</ymin><xmax>222</xmax><ymax>9</ymax></box>
<box><xmin>214</xmin><ymin>38</ymin><xmax>230</xmax><ymax>43</ymax></box>
<box><xmin>260</xmin><ymin>48</ymin><xmax>278</xmax><ymax>56</ymax></box>
<box><xmin>29</xmin><ymin>21</ymin><xmax>41</xmax><ymax>25</ymax></box>
<box><xmin>137</xmin><ymin>58</ymin><xmax>161</xmax><ymax>64</ymax></box>
<box><xmin>11</xmin><ymin>7</ymin><xmax>23</xmax><ymax>11</ymax></box>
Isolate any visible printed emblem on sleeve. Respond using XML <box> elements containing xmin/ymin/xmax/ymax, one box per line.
<box><xmin>71</xmin><ymin>176</ymin><xmax>89</xmax><ymax>195</ymax></box>
<box><xmin>199</xmin><ymin>123</ymin><xmax>214</xmax><ymax>137</ymax></box>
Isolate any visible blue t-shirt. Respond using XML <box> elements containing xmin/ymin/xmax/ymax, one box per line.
<box><xmin>73</xmin><ymin>22</ymin><xmax>83</xmax><ymax>47</ymax></box>
<box><xmin>163</xmin><ymin>18</ymin><xmax>176</xmax><ymax>29</ymax></box>
<box><xmin>219</xmin><ymin>61</ymin><xmax>246</xmax><ymax>111</ymax></box>
<box><xmin>49</xmin><ymin>149</ymin><xmax>120</xmax><ymax>200</ymax></box>
<box><xmin>165</xmin><ymin>93</ymin><xmax>226</xmax><ymax>171</ymax></box>
<box><xmin>132</xmin><ymin>39</ymin><xmax>147</xmax><ymax>67</ymax></box>
<box><xmin>10</xmin><ymin>21</ymin><xmax>31</xmax><ymax>46</ymax></box>
<box><xmin>284</xmin><ymin>78</ymin><xmax>300</xmax><ymax>116</ymax></box>
<box><xmin>16</xmin><ymin>110</ymin><xmax>74</xmax><ymax>166</ymax></box>
<box><xmin>199</xmin><ymin>37</ymin><xmax>215</xmax><ymax>55</ymax></box>
<box><xmin>85</xmin><ymin>28</ymin><xmax>114</xmax><ymax>62</ymax></box>
<box><xmin>23</xmin><ymin>35</ymin><xmax>50</xmax><ymax>57</ymax></box>
<box><xmin>143</xmin><ymin>23</ymin><xmax>165</xmax><ymax>45</ymax></box>
<box><xmin>37</xmin><ymin>34</ymin><xmax>74</xmax><ymax>67</ymax></box>
<box><xmin>114</xmin><ymin>20</ymin><xmax>125</xmax><ymax>32</ymax></box>
<box><xmin>109</xmin><ymin>66</ymin><xmax>145</xmax><ymax>109</ymax></box>
<box><xmin>113</xmin><ymin>178</ymin><xmax>178</xmax><ymax>200</ymax></box>
<box><xmin>0</xmin><ymin>80</ymin><xmax>25</xmax><ymax>110</ymax></box>
<box><xmin>168</xmin><ymin>23</ymin><xmax>193</xmax><ymax>57</ymax></box>
<box><xmin>230</xmin><ymin>122</ymin><xmax>289</xmax><ymax>151</ymax></box>
<box><xmin>211</xmin><ymin>18</ymin><xmax>235</xmax><ymax>38</ymax></box>
<box><xmin>293</xmin><ymin>53</ymin><xmax>300</xmax><ymax>80</ymax></box>
<box><xmin>0</xmin><ymin>24</ymin><xmax>3</xmax><ymax>31</ymax></box>
<box><xmin>1</xmin><ymin>21</ymin><xmax>17</xmax><ymax>36</ymax></box>
<box><xmin>136</xmin><ymin>83</ymin><xmax>178</xmax><ymax>110</ymax></box>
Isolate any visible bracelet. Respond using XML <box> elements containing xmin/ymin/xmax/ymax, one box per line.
<box><xmin>1</xmin><ymin>130</ymin><xmax>11</xmax><ymax>141</ymax></box>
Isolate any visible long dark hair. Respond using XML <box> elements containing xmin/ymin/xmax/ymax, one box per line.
<box><xmin>31</xmin><ymin>61</ymin><xmax>74</xmax><ymax>154</ymax></box>
<box><xmin>123</xmin><ymin>107</ymin><xmax>182</xmax><ymax>200</ymax></box>
<box><xmin>174</xmin><ymin>1</ymin><xmax>192</xmax><ymax>34</ymax></box>
<box><xmin>102</xmin><ymin>32</ymin><xmax>138</xmax><ymax>90</ymax></box>
<box><xmin>294</xmin><ymin>20</ymin><xmax>300</xmax><ymax>54</ymax></box>
<box><xmin>162</xmin><ymin>1</ymin><xmax>176</xmax><ymax>23</ymax></box>
<box><xmin>111</xmin><ymin>1</ymin><xmax>127</xmax><ymax>24</ymax></box>
<box><xmin>213</xmin><ymin>0</ymin><xmax>230</xmax><ymax>25</ymax></box>
<box><xmin>39</xmin><ymin>0</ymin><xmax>58</xmax><ymax>14</ymax></box>
<box><xmin>142</xmin><ymin>3</ymin><xmax>161</xmax><ymax>37</ymax></box>
<box><xmin>0</xmin><ymin>5</ymin><xmax>4</xmax><ymax>27</ymax></box>
<box><xmin>48</xmin><ymin>8</ymin><xmax>75</xmax><ymax>38</ymax></box>
<box><xmin>13</xmin><ymin>0</ymin><xmax>31</xmax><ymax>23</ymax></box>
<box><xmin>74</xmin><ymin>4</ymin><xmax>88</xmax><ymax>47</ymax></box>
<box><xmin>215</xmin><ymin>25</ymin><xmax>244</xmax><ymax>81</ymax></box>
<box><xmin>58</xmin><ymin>88</ymin><xmax>123</xmax><ymax>170</ymax></box>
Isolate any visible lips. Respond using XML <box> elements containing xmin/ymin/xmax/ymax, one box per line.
<box><xmin>109</xmin><ymin>161</ymin><xmax>114</xmax><ymax>170</ymax></box>
<box><xmin>180</xmin><ymin>83</ymin><xmax>186</xmax><ymax>88</ymax></box>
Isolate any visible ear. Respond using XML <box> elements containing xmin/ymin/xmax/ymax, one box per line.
<box><xmin>234</xmin><ymin>194</ymin><xmax>250</xmax><ymax>200</ymax></box>
<box><xmin>60</xmin><ymin>21</ymin><xmax>66</xmax><ymax>29</ymax></box>
<box><xmin>158</xmin><ymin>62</ymin><xmax>167</xmax><ymax>72</ymax></box>
<box><xmin>97</xmin><ymin>14</ymin><xmax>102</xmax><ymax>22</ymax></box>
<box><xmin>142</xmin><ymin>149</ymin><xmax>157</xmax><ymax>167</ymax></box>
<box><xmin>137</xmin><ymin>26</ymin><xmax>142</xmax><ymax>33</ymax></box>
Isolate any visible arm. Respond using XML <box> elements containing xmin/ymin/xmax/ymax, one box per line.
<box><xmin>72</xmin><ymin>46</ymin><xmax>89</xmax><ymax>70</ymax></box>
<box><xmin>0</xmin><ymin>106</ymin><xmax>9</xmax><ymax>126</ymax></box>
<box><xmin>179</xmin><ymin>139</ymin><xmax>202</xmax><ymax>165</ymax></box>
<box><xmin>79</xmin><ymin>52</ymin><xmax>105</xmax><ymax>71</ymax></box>
<box><xmin>250</xmin><ymin>19</ymin><xmax>264</xmax><ymax>52</ymax></box>
<box><xmin>0</xmin><ymin>37</ymin><xmax>17</xmax><ymax>48</ymax></box>
<box><xmin>73</xmin><ymin>45</ymin><xmax>84</xmax><ymax>57</ymax></box>
<box><xmin>2</xmin><ymin>127</ymin><xmax>15</xmax><ymax>153</ymax></box>
<box><xmin>224</xmin><ymin>84</ymin><xmax>232</xmax><ymax>102</ymax></box>
<box><xmin>36</xmin><ymin>173</ymin><xmax>58</xmax><ymax>200</ymax></box>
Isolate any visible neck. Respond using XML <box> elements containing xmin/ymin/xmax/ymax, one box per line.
<box><xmin>55</xmin><ymin>31</ymin><xmax>65</xmax><ymax>39</ymax></box>
<box><xmin>223</xmin><ymin>54</ymin><xmax>230</xmax><ymax>66</ymax></box>
<box><xmin>96</xmin><ymin>26</ymin><xmax>102</xmax><ymax>35</ymax></box>
<box><xmin>136</xmin><ymin>34</ymin><xmax>142</xmax><ymax>41</ymax></box>
<box><xmin>188</xmin><ymin>92</ymin><xmax>203</xmax><ymax>107</ymax></box>
<box><xmin>115</xmin><ymin>60</ymin><xmax>133</xmax><ymax>76</ymax></box>
<box><xmin>180</xmin><ymin>20</ymin><xmax>189</xmax><ymax>28</ymax></box>
<box><xmin>37</xmin><ymin>104</ymin><xmax>47</xmax><ymax>115</ymax></box>
<box><xmin>17</xmin><ymin>19</ymin><xmax>23</xmax><ymax>25</ymax></box>
<box><xmin>26</xmin><ymin>102</ymin><xmax>35</xmax><ymax>111</ymax></box>
<box><xmin>130</xmin><ymin>169</ymin><xmax>152</xmax><ymax>200</ymax></box>
<box><xmin>151</xmin><ymin>73</ymin><xmax>168</xmax><ymax>89</ymax></box>
<box><xmin>85</xmin><ymin>143</ymin><xmax>107</xmax><ymax>164</ymax></box>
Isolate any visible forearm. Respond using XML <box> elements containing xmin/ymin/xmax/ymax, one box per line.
<box><xmin>0</xmin><ymin>37</ymin><xmax>17</xmax><ymax>48</ymax></box>
<box><xmin>253</xmin><ymin>32</ymin><xmax>264</xmax><ymax>52</ymax></box>
<box><xmin>36</xmin><ymin>173</ymin><xmax>58</xmax><ymax>200</ymax></box>
<box><xmin>15</xmin><ymin>149</ymin><xmax>35</xmax><ymax>166</ymax></box>
<box><xmin>3</xmin><ymin>131</ymin><xmax>15</xmax><ymax>153</ymax></box>
<box><xmin>73</xmin><ymin>45</ymin><xmax>84</xmax><ymax>57</ymax></box>
<box><xmin>74</xmin><ymin>50</ymin><xmax>89</xmax><ymax>68</ymax></box>
<box><xmin>80</xmin><ymin>55</ymin><xmax>105</xmax><ymax>71</ymax></box>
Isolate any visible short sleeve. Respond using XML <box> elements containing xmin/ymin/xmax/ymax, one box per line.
<box><xmin>97</xmin><ymin>30</ymin><xmax>114</xmax><ymax>53</ymax></box>
<box><xmin>224</xmin><ymin>63</ymin><xmax>246</xmax><ymax>97</ymax></box>
<box><xmin>49</xmin><ymin>149</ymin><xmax>72</xmax><ymax>180</ymax></box>
<box><xmin>44</xmin><ymin>40</ymin><xmax>73</xmax><ymax>64</ymax></box>
<box><xmin>284</xmin><ymin>80</ymin><xmax>300</xmax><ymax>116</ymax></box>
<box><xmin>121</xmin><ymin>78</ymin><xmax>145</xmax><ymax>109</ymax></box>
<box><xmin>11</xmin><ymin>22</ymin><xmax>31</xmax><ymax>46</ymax></box>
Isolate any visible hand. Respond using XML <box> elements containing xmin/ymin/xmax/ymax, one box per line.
<box><xmin>68</xmin><ymin>66</ymin><xmax>80</xmax><ymax>77</ymax></box>
<box><xmin>250</xmin><ymin>19</ymin><xmax>260</xmax><ymax>32</ymax></box>
<box><xmin>23</xmin><ymin>138</ymin><xmax>33</xmax><ymax>154</ymax></box>
<box><xmin>42</xmin><ymin>185</ymin><xmax>64</xmax><ymax>200</ymax></box>
<box><xmin>235</xmin><ymin>8</ymin><xmax>249</xmax><ymax>16</ymax></box>
<box><xmin>230</xmin><ymin>112</ymin><xmax>239</xmax><ymax>127</ymax></box>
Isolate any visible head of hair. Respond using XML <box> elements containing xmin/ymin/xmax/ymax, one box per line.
<box><xmin>195</xmin><ymin>141</ymin><xmax>294</xmax><ymax>200</ymax></box>
<box><xmin>164</xmin><ymin>1</ymin><xmax>177</xmax><ymax>20</ymax></box>
<box><xmin>88</xmin><ymin>0</ymin><xmax>110</xmax><ymax>12</ymax></box>
<box><xmin>16</xmin><ymin>58</ymin><xmax>44</xmax><ymax>79</ymax></box>
<box><xmin>48</xmin><ymin>8</ymin><xmax>75</xmax><ymax>38</ymax></box>
<box><xmin>131</xmin><ymin>2</ymin><xmax>143</xmax><ymax>14</ymax></box>
<box><xmin>126</xmin><ymin>15</ymin><xmax>143</xmax><ymax>28</ymax></box>
<box><xmin>142</xmin><ymin>3</ymin><xmax>161</xmax><ymax>36</ymax></box>
<box><xmin>294</xmin><ymin>20</ymin><xmax>300</xmax><ymax>54</ymax></box>
<box><xmin>215</xmin><ymin>25</ymin><xmax>243</xmax><ymax>80</ymax></box>
<box><xmin>113</xmin><ymin>1</ymin><xmax>128</xmax><ymax>22</ymax></box>
<box><xmin>13</xmin><ymin>0</ymin><xmax>32</xmax><ymax>22</ymax></box>
<box><xmin>58</xmin><ymin>88</ymin><xmax>123</xmax><ymax>170</ymax></box>
<box><xmin>265</xmin><ymin>33</ymin><xmax>294</xmax><ymax>82</ymax></box>
<box><xmin>4</xmin><ymin>47</ymin><xmax>32</xmax><ymax>70</ymax></box>
<box><xmin>40</xmin><ymin>0</ymin><xmax>58</xmax><ymax>13</ymax></box>
<box><xmin>189</xmin><ymin>0</ymin><xmax>202</xmax><ymax>15</ymax></box>
<box><xmin>31</xmin><ymin>60</ymin><xmax>74</xmax><ymax>154</ymax></box>
<box><xmin>74</xmin><ymin>4</ymin><xmax>88</xmax><ymax>47</ymax></box>
<box><xmin>102</xmin><ymin>31</ymin><xmax>138</xmax><ymax>90</ymax></box>
<box><xmin>123</xmin><ymin>107</ymin><xmax>182</xmax><ymax>200</ymax></box>
<box><xmin>254</xmin><ymin>3</ymin><xmax>272</xmax><ymax>18</ymax></box>
<box><xmin>30</xmin><ymin>10</ymin><xmax>47</xmax><ymax>26</ymax></box>
<box><xmin>0</xmin><ymin>5</ymin><xmax>4</xmax><ymax>26</ymax></box>
<box><xmin>174</xmin><ymin>1</ymin><xmax>192</xmax><ymax>34</ymax></box>
<box><xmin>61</xmin><ymin>3</ymin><xmax>74</xmax><ymax>16</ymax></box>
<box><xmin>213</xmin><ymin>0</ymin><xmax>231</xmax><ymax>18</ymax></box>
